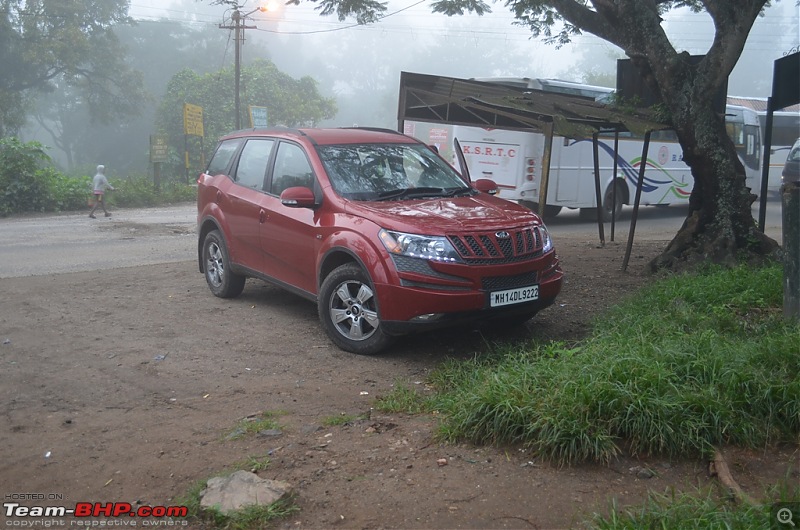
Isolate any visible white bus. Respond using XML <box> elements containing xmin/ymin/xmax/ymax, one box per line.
<box><xmin>453</xmin><ymin>79</ymin><xmax>762</xmax><ymax>219</ymax></box>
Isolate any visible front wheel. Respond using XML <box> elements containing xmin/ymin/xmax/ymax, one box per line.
<box><xmin>318</xmin><ymin>264</ymin><xmax>392</xmax><ymax>355</ymax></box>
<box><xmin>202</xmin><ymin>229</ymin><xmax>246</xmax><ymax>298</ymax></box>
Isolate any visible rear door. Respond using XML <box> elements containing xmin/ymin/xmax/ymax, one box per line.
<box><xmin>224</xmin><ymin>138</ymin><xmax>276</xmax><ymax>271</ymax></box>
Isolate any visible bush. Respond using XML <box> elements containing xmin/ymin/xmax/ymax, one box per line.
<box><xmin>0</xmin><ymin>136</ymin><xmax>196</xmax><ymax>215</ymax></box>
<box><xmin>0</xmin><ymin>137</ymin><xmax>52</xmax><ymax>215</ymax></box>
<box><xmin>44</xmin><ymin>169</ymin><xmax>92</xmax><ymax>212</ymax></box>
<box><xmin>110</xmin><ymin>174</ymin><xmax>196</xmax><ymax>208</ymax></box>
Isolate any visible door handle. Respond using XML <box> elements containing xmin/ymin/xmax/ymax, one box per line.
<box><xmin>259</xmin><ymin>209</ymin><xmax>267</xmax><ymax>223</ymax></box>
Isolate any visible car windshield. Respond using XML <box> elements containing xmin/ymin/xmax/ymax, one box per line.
<box><xmin>789</xmin><ymin>141</ymin><xmax>800</xmax><ymax>162</ymax></box>
<box><xmin>316</xmin><ymin>143</ymin><xmax>472</xmax><ymax>201</ymax></box>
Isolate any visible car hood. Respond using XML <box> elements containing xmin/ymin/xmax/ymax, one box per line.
<box><xmin>344</xmin><ymin>195</ymin><xmax>539</xmax><ymax>232</ymax></box>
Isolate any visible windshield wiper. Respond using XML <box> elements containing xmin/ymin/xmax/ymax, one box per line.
<box><xmin>375</xmin><ymin>187</ymin><xmax>449</xmax><ymax>201</ymax></box>
<box><xmin>440</xmin><ymin>187</ymin><xmax>475</xmax><ymax>198</ymax></box>
<box><xmin>374</xmin><ymin>187</ymin><xmax>474</xmax><ymax>201</ymax></box>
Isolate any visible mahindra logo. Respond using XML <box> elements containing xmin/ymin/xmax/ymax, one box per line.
<box><xmin>495</xmin><ymin>231</ymin><xmax>511</xmax><ymax>239</ymax></box>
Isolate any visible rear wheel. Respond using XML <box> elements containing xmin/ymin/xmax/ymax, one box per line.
<box><xmin>318</xmin><ymin>264</ymin><xmax>392</xmax><ymax>355</ymax></box>
<box><xmin>601</xmin><ymin>181</ymin><xmax>625</xmax><ymax>222</ymax></box>
<box><xmin>520</xmin><ymin>200</ymin><xmax>562</xmax><ymax>219</ymax></box>
<box><xmin>579</xmin><ymin>181</ymin><xmax>625</xmax><ymax>222</ymax></box>
<box><xmin>203</xmin><ymin>230</ymin><xmax>245</xmax><ymax>298</ymax></box>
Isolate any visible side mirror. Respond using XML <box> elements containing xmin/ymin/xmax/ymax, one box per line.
<box><xmin>472</xmin><ymin>178</ymin><xmax>498</xmax><ymax>195</ymax></box>
<box><xmin>280</xmin><ymin>186</ymin><xmax>317</xmax><ymax>208</ymax></box>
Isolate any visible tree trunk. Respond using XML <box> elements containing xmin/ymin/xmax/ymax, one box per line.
<box><xmin>648</xmin><ymin>97</ymin><xmax>780</xmax><ymax>272</ymax></box>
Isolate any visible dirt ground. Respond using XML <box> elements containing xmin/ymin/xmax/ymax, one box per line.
<box><xmin>0</xmin><ymin>223</ymin><xmax>797</xmax><ymax>529</ymax></box>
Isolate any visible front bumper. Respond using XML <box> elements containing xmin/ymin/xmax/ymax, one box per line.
<box><xmin>375</xmin><ymin>251</ymin><xmax>563</xmax><ymax>335</ymax></box>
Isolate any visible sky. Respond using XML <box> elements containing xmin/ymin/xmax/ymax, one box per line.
<box><xmin>128</xmin><ymin>0</ymin><xmax>800</xmax><ymax>98</ymax></box>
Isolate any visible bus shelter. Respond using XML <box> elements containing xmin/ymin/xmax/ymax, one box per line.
<box><xmin>396</xmin><ymin>71</ymin><xmax>671</xmax><ymax>270</ymax></box>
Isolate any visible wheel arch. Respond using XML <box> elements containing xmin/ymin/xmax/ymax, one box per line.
<box><xmin>197</xmin><ymin>217</ymin><xmax>223</xmax><ymax>273</ymax></box>
<box><xmin>318</xmin><ymin>248</ymin><xmax>368</xmax><ymax>290</ymax></box>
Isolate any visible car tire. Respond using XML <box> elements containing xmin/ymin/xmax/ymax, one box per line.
<box><xmin>318</xmin><ymin>263</ymin><xmax>392</xmax><ymax>355</ymax></box>
<box><xmin>202</xmin><ymin>229</ymin><xmax>245</xmax><ymax>298</ymax></box>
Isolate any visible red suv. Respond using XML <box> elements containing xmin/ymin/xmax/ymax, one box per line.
<box><xmin>197</xmin><ymin>127</ymin><xmax>563</xmax><ymax>354</ymax></box>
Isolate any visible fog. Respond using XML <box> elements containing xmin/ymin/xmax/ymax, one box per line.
<box><xmin>23</xmin><ymin>0</ymin><xmax>800</xmax><ymax>173</ymax></box>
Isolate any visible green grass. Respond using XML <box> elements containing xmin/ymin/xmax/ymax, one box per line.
<box><xmin>592</xmin><ymin>484</ymin><xmax>800</xmax><ymax>529</ymax></box>
<box><xmin>378</xmin><ymin>264</ymin><xmax>800</xmax><ymax>465</ymax></box>
<box><xmin>226</xmin><ymin>411</ymin><xmax>283</xmax><ymax>441</ymax></box>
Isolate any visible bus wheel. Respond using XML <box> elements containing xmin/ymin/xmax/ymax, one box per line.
<box><xmin>602</xmin><ymin>182</ymin><xmax>625</xmax><ymax>222</ymax></box>
<box><xmin>520</xmin><ymin>201</ymin><xmax>562</xmax><ymax>219</ymax></box>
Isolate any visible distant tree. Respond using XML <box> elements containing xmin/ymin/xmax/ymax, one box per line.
<box><xmin>156</xmin><ymin>59</ymin><xmax>336</xmax><ymax>175</ymax></box>
<box><xmin>302</xmin><ymin>0</ymin><xmax>782</xmax><ymax>271</ymax></box>
<box><xmin>0</xmin><ymin>0</ymin><xmax>147</xmax><ymax>140</ymax></box>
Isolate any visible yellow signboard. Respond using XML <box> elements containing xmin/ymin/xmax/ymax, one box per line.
<box><xmin>183</xmin><ymin>103</ymin><xmax>204</xmax><ymax>137</ymax></box>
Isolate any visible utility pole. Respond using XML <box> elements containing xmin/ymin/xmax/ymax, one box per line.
<box><xmin>219</xmin><ymin>7</ymin><xmax>258</xmax><ymax>130</ymax></box>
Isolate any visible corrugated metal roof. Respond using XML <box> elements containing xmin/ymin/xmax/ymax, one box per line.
<box><xmin>727</xmin><ymin>96</ymin><xmax>800</xmax><ymax>113</ymax></box>
<box><xmin>398</xmin><ymin>71</ymin><xmax>670</xmax><ymax>139</ymax></box>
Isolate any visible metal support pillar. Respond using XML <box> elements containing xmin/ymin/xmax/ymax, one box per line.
<box><xmin>622</xmin><ymin>131</ymin><xmax>652</xmax><ymax>271</ymax></box>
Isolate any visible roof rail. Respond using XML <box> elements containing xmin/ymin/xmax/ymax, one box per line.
<box><xmin>341</xmin><ymin>126</ymin><xmax>405</xmax><ymax>136</ymax></box>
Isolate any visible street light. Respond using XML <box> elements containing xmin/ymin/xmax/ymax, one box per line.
<box><xmin>220</xmin><ymin>4</ymin><xmax>268</xmax><ymax>129</ymax></box>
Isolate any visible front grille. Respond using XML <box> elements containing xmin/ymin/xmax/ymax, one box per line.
<box><xmin>449</xmin><ymin>226</ymin><xmax>543</xmax><ymax>264</ymax></box>
<box><xmin>481</xmin><ymin>271</ymin><xmax>538</xmax><ymax>291</ymax></box>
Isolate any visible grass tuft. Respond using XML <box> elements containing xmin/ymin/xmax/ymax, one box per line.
<box><xmin>400</xmin><ymin>264</ymin><xmax>799</xmax><ymax>465</ymax></box>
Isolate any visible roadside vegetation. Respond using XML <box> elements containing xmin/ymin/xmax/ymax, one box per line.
<box><xmin>0</xmin><ymin>137</ymin><xmax>195</xmax><ymax>216</ymax></box>
<box><xmin>379</xmin><ymin>264</ymin><xmax>798</xmax><ymax>464</ymax></box>
<box><xmin>378</xmin><ymin>263</ymin><xmax>800</xmax><ymax>522</ymax></box>
<box><xmin>592</xmin><ymin>488</ymin><xmax>798</xmax><ymax>529</ymax></box>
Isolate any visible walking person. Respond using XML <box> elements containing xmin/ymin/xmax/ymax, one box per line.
<box><xmin>89</xmin><ymin>165</ymin><xmax>114</xmax><ymax>218</ymax></box>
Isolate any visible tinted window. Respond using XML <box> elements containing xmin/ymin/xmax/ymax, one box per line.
<box><xmin>235</xmin><ymin>139</ymin><xmax>275</xmax><ymax>189</ymax></box>
<box><xmin>206</xmin><ymin>139</ymin><xmax>242</xmax><ymax>175</ymax></box>
<box><xmin>270</xmin><ymin>142</ymin><xmax>314</xmax><ymax>196</ymax></box>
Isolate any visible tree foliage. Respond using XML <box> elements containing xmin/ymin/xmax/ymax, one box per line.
<box><xmin>0</xmin><ymin>0</ymin><xmax>147</xmax><ymax>138</ymax></box>
<box><xmin>155</xmin><ymin>59</ymin><xmax>337</xmax><ymax>175</ymax></box>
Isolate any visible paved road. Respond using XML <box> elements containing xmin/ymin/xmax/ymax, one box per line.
<box><xmin>0</xmin><ymin>205</ymin><xmax>197</xmax><ymax>278</ymax></box>
<box><xmin>0</xmin><ymin>199</ymin><xmax>784</xmax><ymax>278</ymax></box>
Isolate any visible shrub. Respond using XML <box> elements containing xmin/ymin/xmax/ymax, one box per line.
<box><xmin>0</xmin><ymin>137</ymin><xmax>52</xmax><ymax>215</ymax></box>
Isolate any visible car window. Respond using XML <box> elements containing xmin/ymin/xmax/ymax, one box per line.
<box><xmin>270</xmin><ymin>142</ymin><xmax>315</xmax><ymax>196</ymax></box>
<box><xmin>317</xmin><ymin>143</ymin><xmax>469</xmax><ymax>200</ymax></box>
<box><xmin>234</xmin><ymin>139</ymin><xmax>275</xmax><ymax>190</ymax></box>
<box><xmin>206</xmin><ymin>138</ymin><xmax>242</xmax><ymax>176</ymax></box>
<box><xmin>789</xmin><ymin>141</ymin><xmax>800</xmax><ymax>162</ymax></box>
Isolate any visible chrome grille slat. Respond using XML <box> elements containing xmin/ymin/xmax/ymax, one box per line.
<box><xmin>448</xmin><ymin>226</ymin><xmax>544</xmax><ymax>264</ymax></box>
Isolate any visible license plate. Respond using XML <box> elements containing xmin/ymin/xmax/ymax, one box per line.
<box><xmin>490</xmin><ymin>285</ymin><xmax>539</xmax><ymax>307</ymax></box>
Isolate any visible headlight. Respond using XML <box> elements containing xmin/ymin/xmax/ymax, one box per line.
<box><xmin>538</xmin><ymin>225</ymin><xmax>553</xmax><ymax>253</ymax></box>
<box><xmin>379</xmin><ymin>229</ymin><xmax>462</xmax><ymax>263</ymax></box>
